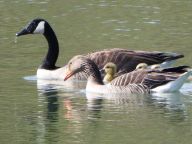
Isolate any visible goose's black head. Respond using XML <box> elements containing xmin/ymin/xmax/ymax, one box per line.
<box><xmin>16</xmin><ymin>18</ymin><xmax>47</xmax><ymax>36</ymax></box>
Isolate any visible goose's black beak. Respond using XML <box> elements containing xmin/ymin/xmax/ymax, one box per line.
<box><xmin>16</xmin><ymin>28</ymin><xmax>30</xmax><ymax>37</ymax></box>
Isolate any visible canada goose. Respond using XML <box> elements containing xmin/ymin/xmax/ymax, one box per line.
<box><xmin>64</xmin><ymin>56</ymin><xmax>191</xmax><ymax>94</ymax></box>
<box><xmin>16</xmin><ymin>18</ymin><xmax>184</xmax><ymax>80</ymax></box>
<box><xmin>102</xmin><ymin>62</ymin><xmax>117</xmax><ymax>83</ymax></box>
<box><xmin>87</xmin><ymin>49</ymin><xmax>184</xmax><ymax>76</ymax></box>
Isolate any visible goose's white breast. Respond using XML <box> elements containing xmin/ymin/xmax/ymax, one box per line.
<box><xmin>37</xmin><ymin>66</ymin><xmax>67</xmax><ymax>80</ymax></box>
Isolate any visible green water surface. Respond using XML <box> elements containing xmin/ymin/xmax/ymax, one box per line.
<box><xmin>1</xmin><ymin>0</ymin><xmax>192</xmax><ymax>144</ymax></box>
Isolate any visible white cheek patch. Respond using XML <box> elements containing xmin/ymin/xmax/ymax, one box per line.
<box><xmin>33</xmin><ymin>21</ymin><xmax>45</xmax><ymax>34</ymax></box>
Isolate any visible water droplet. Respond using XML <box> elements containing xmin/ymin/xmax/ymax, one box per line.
<box><xmin>14</xmin><ymin>37</ymin><xmax>18</xmax><ymax>43</ymax></box>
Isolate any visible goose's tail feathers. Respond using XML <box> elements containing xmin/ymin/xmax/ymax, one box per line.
<box><xmin>161</xmin><ymin>66</ymin><xmax>190</xmax><ymax>73</ymax></box>
<box><xmin>152</xmin><ymin>71</ymin><xmax>191</xmax><ymax>93</ymax></box>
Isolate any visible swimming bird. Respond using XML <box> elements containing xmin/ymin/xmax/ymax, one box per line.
<box><xmin>16</xmin><ymin>18</ymin><xmax>184</xmax><ymax>80</ymax></box>
<box><xmin>150</xmin><ymin>64</ymin><xmax>161</xmax><ymax>70</ymax></box>
<box><xmin>135</xmin><ymin>63</ymin><xmax>148</xmax><ymax>70</ymax></box>
<box><xmin>103</xmin><ymin>62</ymin><xmax>160</xmax><ymax>83</ymax></box>
<box><xmin>64</xmin><ymin>56</ymin><xmax>191</xmax><ymax>94</ymax></box>
<box><xmin>103</xmin><ymin>62</ymin><xmax>162</xmax><ymax>83</ymax></box>
<box><xmin>136</xmin><ymin>63</ymin><xmax>161</xmax><ymax>70</ymax></box>
<box><xmin>102</xmin><ymin>62</ymin><xmax>117</xmax><ymax>83</ymax></box>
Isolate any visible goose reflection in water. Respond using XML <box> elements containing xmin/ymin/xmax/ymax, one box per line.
<box><xmin>34</xmin><ymin>78</ymin><xmax>192</xmax><ymax>144</ymax></box>
<box><xmin>36</xmin><ymin>78</ymin><xmax>190</xmax><ymax>131</ymax></box>
<box><xmin>37</xmin><ymin>90</ymin><xmax>59</xmax><ymax>144</ymax></box>
<box><xmin>149</xmin><ymin>92</ymin><xmax>188</xmax><ymax>122</ymax></box>
<box><xmin>86</xmin><ymin>91</ymin><xmax>188</xmax><ymax>122</ymax></box>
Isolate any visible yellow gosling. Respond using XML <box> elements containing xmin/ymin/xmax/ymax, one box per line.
<box><xmin>136</xmin><ymin>63</ymin><xmax>148</xmax><ymax>70</ymax></box>
<box><xmin>151</xmin><ymin>64</ymin><xmax>161</xmax><ymax>70</ymax></box>
<box><xmin>103</xmin><ymin>62</ymin><xmax>117</xmax><ymax>84</ymax></box>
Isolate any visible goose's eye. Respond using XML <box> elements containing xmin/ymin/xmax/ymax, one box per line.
<box><xmin>26</xmin><ymin>21</ymin><xmax>37</xmax><ymax>32</ymax></box>
<box><xmin>68</xmin><ymin>62</ymin><xmax>72</xmax><ymax>70</ymax></box>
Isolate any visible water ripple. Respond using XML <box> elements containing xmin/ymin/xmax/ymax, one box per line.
<box><xmin>143</xmin><ymin>20</ymin><xmax>160</xmax><ymax>24</ymax></box>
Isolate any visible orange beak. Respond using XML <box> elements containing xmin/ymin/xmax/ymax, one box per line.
<box><xmin>64</xmin><ymin>70</ymin><xmax>75</xmax><ymax>81</ymax></box>
<box><xmin>64</xmin><ymin>67</ymin><xmax>81</xmax><ymax>81</ymax></box>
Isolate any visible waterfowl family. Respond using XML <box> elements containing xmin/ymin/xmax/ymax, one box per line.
<box><xmin>87</xmin><ymin>49</ymin><xmax>184</xmax><ymax>76</ymax></box>
<box><xmin>103</xmin><ymin>63</ymin><xmax>160</xmax><ymax>83</ymax></box>
<box><xmin>102</xmin><ymin>62</ymin><xmax>117</xmax><ymax>83</ymax></box>
<box><xmin>64</xmin><ymin>56</ymin><xmax>191</xmax><ymax>94</ymax></box>
<box><xmin>136</xmin><ymin>63</ymin><xmax>161</xmax><ymax>70</ymax></box>
<box><xmin>103</xmin><ymin>62</ymin><xmax>160</xmax><ymax>83</ymax></box>
<box><xmin>16</xmin><ymin>18</ymin><xmax>184</xmax><ymax>80</ymax></box>
<box><xmin>103</xmin><ymin>63</ymin><xmax>163</xmax><ymax>83</ymax></box>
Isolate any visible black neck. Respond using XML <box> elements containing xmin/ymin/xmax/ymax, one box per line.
<box><xmin>84</xmin><ymin>60</ymin><xmax>104</xmax><ymax>85</ymax></box>
<box><xmin>40</xmin><ymin>22</ymin><xmax>59</xmax><ymax>70</ymax></box>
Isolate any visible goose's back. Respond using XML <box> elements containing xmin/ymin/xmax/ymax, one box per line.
<box><xmin>87</xmin><ymin>48</ymin><xmax>183</xmax><ymax>75</ymax></box>
<box><xmin>110</xmin><ymin>70</ymin><xmax>147</xmax><ymax>86</ymax></box>
<box><xmin>110</xmin><ymin>69</ymin><xmax>180</xmax><ymax>90</ymax></box>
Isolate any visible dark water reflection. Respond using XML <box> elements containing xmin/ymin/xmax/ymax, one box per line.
<box><xmin>34</xmin><ymin>79</ymin><xmax>192</xmax><ymax>144</ymax></box>
<box><xmin>36</xmin><ymin>89</ymin><xmax>59</xmax><ymax>144</ymax></box>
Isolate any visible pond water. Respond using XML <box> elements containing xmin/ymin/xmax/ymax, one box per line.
<box><xmin>1</xmin><ymin>0</ymin><xmax>192</xmax><ymax>144</ymax></box>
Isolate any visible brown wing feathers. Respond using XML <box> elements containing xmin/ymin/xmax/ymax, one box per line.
<box><xmin>87</xmin><ymin>49</ymin><xmax>184</xmax><ymax>75</ymax></box>
<box><xmin>110</xmin><ymin>65</ymin><xmax>187</xmax><ymax>90</ymax></box>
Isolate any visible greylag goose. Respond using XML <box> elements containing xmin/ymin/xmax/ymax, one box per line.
<box><xmin>16</xmin><ymin>18</ymin><xmax>184</xmax><ymax>80</ymax></box>
<box><xmin>64</xmin><ymin>56</ymin><xmax>191</xmax><ymax>93</ymax></box>
<box><xmin>102</xmin><ymin>62</ymin><xmax>117</xmax><ymax>83</ymax></box>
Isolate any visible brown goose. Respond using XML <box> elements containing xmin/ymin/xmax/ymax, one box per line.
<box><xmin>16</xmin><ymin>18</ymin><xmax>184</xmax><ymax>80</ymax></box>
<box><xmin>64</xmin><ymin>56</ymin><xmax>191</xmax><ymax>94</ymax></box>
<box><xmin>87</xmin><ymin>49</ymin><xmax>184</xmax><ymax>76</ymax></box>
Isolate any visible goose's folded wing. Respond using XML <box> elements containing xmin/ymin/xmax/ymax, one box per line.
<box><xmin>110</xmin><ymin>70</ymin><xmax>147</xmax><ymax>86</ymax></box>
<box><xmin>142</xmin><ymin>72</ymin><xmax>177</xmax><ymax>89</ymax></box>
<box><xmin>143</xmin><ymin>66</ymin><xmax>190</xmax><ymax>89</ymax></box>
<box><xmin>87</xmin><ymin>48</ymin><xmax>184</xmax><ymax>74</ymax></box>
<box><xmin>110</xmin><ymin>69</ymin><xmax>180</xmax><ymax>89</ymax></box>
